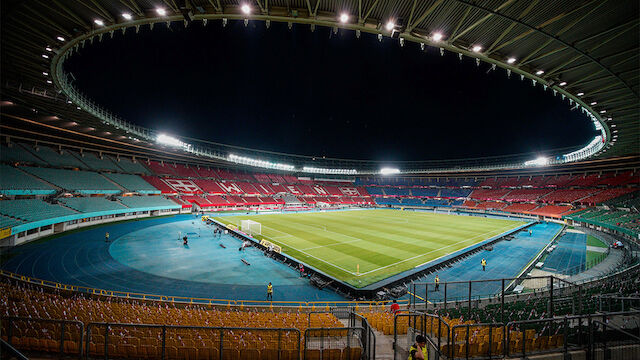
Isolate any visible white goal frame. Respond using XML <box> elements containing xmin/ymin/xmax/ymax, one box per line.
<box><xmin>241</xmin><ymin>220</ymin><xmax>262</xmax><ymax>236</ymax></box>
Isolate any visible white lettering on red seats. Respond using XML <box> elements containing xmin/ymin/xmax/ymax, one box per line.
<box><xmin>218</xmin><ymin>182</ymin><xmax>242</xmax><ymax>194</ymax></box>
<box><xmin>340</xmin><ymin>187</ymin><xmax>360</xmax><ymax>196</ymax></box>
<box><xmin>313</xmin><ymin>186</ymin><xmax>328</xmax><ymax>195</ymax></box>
<box><xmin>286</xmin><ymin>185</ymin><xmax>301</xmax><ymax>195</ymax></box>
<box><xmin>163</xmin><ymin>179</ymin><xmax>201</xmax><ymax>193</ymax></box>
<box><xmin>255</xmin><ymin>184</ymin><xmax>273</xmax><ymax>194</ymax></box>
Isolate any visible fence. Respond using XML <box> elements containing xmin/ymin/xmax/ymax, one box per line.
<box><xmin>598</xmin><ymin>295</ymin><xmax>640</xmax><ymax>313</ymax></box>
<box><xmin>409</xmin><ymin>276</ymin><xmax>583</xmax><ymax>322</ymax></box>
<box><xmin>392</xmin><ymin>311</ymin><xmax>640</xmax><ymax>359</ymax></box>
<box><xmin>1</xmin><ymin>316</ymin><xmax>84</xmax><ymax>357</ymax></box>
<box><xmin>307</xmin><ymin>309</ymin><xmax>376</xmax><ymax>359</ymax></box>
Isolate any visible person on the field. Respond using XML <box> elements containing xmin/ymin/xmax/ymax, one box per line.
<box><xmin>408</xmin><ymin>335</ymin><xmax>427</xmax><ymax>360</ymax></box>
<box><xmin>434</xmin><ymin>275</ymin><xmax>440</xmax><ymax>291</ymax></box>
<box><xmin>267</xmin><ymin>282</ymin><xmax>273</xmax><ymax>301</ymax></box>
<box><xmin>481</xmin><ymin>258</ymin><xmax>487</xmax><ymax>271</ymax></box>
<box><xmin>390</xmin><ymin>300</ymin><xmax>400</xmax><ymax>314</ymax></box>
<box><xmin>183</xmin><ymin>235</ymin><xmax>188</xmax><ymax>246</ymax></box>
<box><xmin>105</xmin><ymin>232</ymin><xmax>110</xmax><ymax>242</ymax></box>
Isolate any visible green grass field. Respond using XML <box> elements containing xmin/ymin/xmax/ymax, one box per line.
<box><xmin>214</xmin><ymin>209</ymin><xmax>523</xmax><ymax>287</ymax></box>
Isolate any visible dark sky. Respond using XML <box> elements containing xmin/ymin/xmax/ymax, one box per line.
<box><xmin>65</xmin><ymin>20</ymin><xmax>597</xmax><ymax>162</ymax></box>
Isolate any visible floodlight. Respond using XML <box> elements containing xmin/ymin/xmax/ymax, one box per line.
<box><xmin>122</xmin><ymin>13</ymin><xmax>132</xmax><ymax>20</ymax></box>
<box><xmin>43</xmin><ymin>72</ymin><xmax>48</xmax><ymax>76</ymax></box>
<box><xmin>46</xmin><ymin>80</ymin><xmax>52</xmax><ymax>84</ymax></box>
<box><xmin>507</xmin><ymin>57</ymin><xmax>516</xmax><ymax>64</ymax></box>
<box><xmin>432</xmin><ymin>32</ymin><xmax>443</xmax><ymax>41</ymax></box>
<box><xmin>45</xmin><ymin>47</ymin><xmax>52</xmax><ymax>52</ymax></box>
<box><xmin>241</xmin><ymin>4</ymin><xmax>251</xmax><ymax>14</ymax></box>
<box><xmin>380</xmin><ymin>167</ymin><xmax>400</xmax><ymax>175</ymax></box>
<box><xmin>94</xmin><ymin>19</ymin><xmax>104</xmax><ymax>26</ymax></box>
<box><xmin>524</xmin><ymin>156</ymin><xmax>549</xmax><ymax>166</ymax></box>
<box><xmin>577</xmin><ymin>92</ymin><xmax>584</xmax><ymax>96</ymax></box>
<box><xmin>156</xmin><ymin>8</ymin><xmax>167</xmax><ymax>16</ymax></box>
<box><xmin>385</xmin><ymin>21</ymin><xmax>395</xmax><ymax>31</ymax></box>
<box><xmin>600</xmin><ymin>110</ymin><xmax>606</xmax><ymax>114</ymax></box>
<box><xmin>559</xmin><ymin>82</ymin><xmax>567</xmax><ymax>86</ymax></box>
<box><xmin>535</xmin><ymin>70</ymin><xmax>544</xmax><ymax>75</ymax></box>
<box><xmin>57</xmin><ymin>36</ymin><xmax>65</xmax><ymax>41</ymax></box>
<box><xmin>42</xmin><ymin>54</ymin><xmax>49</xmax><ymax>59</ymax></box>
<box><xmin>472</xmin><ymin>45</ymin><xmax>482</xmax><ymax>52</ymax></box>
<box><xmin>590</xmin><ymin>101</ymin><xmax>597</xmax><ymax>105</ymax></box>
<box><xmin>340</xmin><ymin>13</ymin><xmax>349</xmax><ymax>23</ymax></box>
<box><xmin>156</xmin><ymin>134</ymin><xmax>183</xmax><ymax>147</ymax></box>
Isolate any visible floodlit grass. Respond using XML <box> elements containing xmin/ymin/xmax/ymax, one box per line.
<box><xmin>214</xmin><ymin>209</ymin><xmax>523</xmax><ymax>287</ymax></box>
<box><xmin>586</xmin><ymin>235</ymin><xmax>608</xmax><ymax>269</ymax></box>
<box><xmin>587</xmin><ymin>235</ymin><xmax>608</xmax><ymax>248</ymax></box>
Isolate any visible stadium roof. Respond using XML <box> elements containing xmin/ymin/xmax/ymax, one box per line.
<box><xmin>1</xmin><ymin>0</ymin><xmax>638</xmax><ymax>173</ymax></box>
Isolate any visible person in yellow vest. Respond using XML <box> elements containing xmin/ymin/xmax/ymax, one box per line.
<box><xmin>408</xmin><ymin>335</ymin><xmax>427</xmax><ymax>360</ymax></box>
<box><xmin>105</xmin><ymin>232</ymin><xmax>110</xmax><ymax>242</ymax></box>
<box><xmin>481</xmin><ymin>258</ymin><xmax>487</xmax><ymax>271</ymax></box>
<box><xmin>267</xmin><ymin>282</ymin><xmax>273</xmax><ymax>301</ymax></box>
<box><xmin>434</xmin><ymin>275</ymin><xmax>440</xmax><ymax>291</ymax></box>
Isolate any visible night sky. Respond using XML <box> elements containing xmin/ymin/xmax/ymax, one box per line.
<box><xmin>65</xmin><ymin>20</ymin><xmax>598</xmax><ymax>162</ymax></box>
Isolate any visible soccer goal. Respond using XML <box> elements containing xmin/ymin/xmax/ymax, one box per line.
<box><xmin>241</xmin><ymin>220</ymin><xmax>262</xmax><ymax>236</ymax></box>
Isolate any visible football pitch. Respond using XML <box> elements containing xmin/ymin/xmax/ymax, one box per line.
<box><xmin>214</xmin><ymin>209</ymin><xmax>524</xmax><ymax>287</ymax></box>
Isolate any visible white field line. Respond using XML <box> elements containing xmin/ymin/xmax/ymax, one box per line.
<box><xmin>356</xmin><ymin>224</ymin><xmax>519</xmax><ymax>276</ymax></box>
<box><xmin>260</xmin><ymin>224</ymin><xmax>358</xmax><ymax>276</ymax></box>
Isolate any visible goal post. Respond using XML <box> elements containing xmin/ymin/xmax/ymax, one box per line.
<box><xmin>241</xmin><ymin>220</ymin><xmax>262</xmax><ymax>236</ymax></box>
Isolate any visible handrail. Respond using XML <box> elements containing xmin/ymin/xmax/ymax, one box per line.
<box><xmin>2</xmin><ymin>316</ymin><xmax>85</xmax><ymax>357</ymax></box>
<box><xmin>0</xmin><ymin>269</ymin><xmax>407</xmax><ymax>308</ymax></box>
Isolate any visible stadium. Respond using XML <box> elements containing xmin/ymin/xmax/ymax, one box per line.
<box><xmin>0</xmin><ymin>0</ymin><xmax>639</xmax><ymax>359</ymax></box>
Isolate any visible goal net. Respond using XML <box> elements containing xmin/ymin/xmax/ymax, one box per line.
<box><xmin>241</xmin><ymin>220</ymin><xmax>262</xmax><ymax>236</ymax></box>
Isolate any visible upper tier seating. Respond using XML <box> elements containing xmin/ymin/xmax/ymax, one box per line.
<box><xmin>0</xmin><ymin>165</ymin><xmax>56</xmax><ymax>195</ymax></box>
<box><xmin>597</xmin><ymin>171</ymin><xmax>638</xmax><ymax>186</ymax></box>
<box><xmin>236</xmin><ymin>182</ymin><xmax>260</xmax><ymax>195</ymax></box>
<box><xmin>140</xmin><ymin>176</ymin><xmax>174</xmax><ymax>193</ymax></box>
<box><xmin>0</xmin><ymin>199</ymin><xmax>77</xmax><ymax>222</ymax></box>
<box><xmin>104</xmin><ymin>173</ymin><xmax>160</xmax><ymax>193</ymax></box>
<box><xmin>146</xmin><ymin>161</ymin><xmax>177</xmax><ymax>176</ymax></box>
<box><xmin>473</xmin><ymin>201</ymin><xmax>508</xmax><ymax>210</ymax></box>
<box><xmin>382</xmin><ymin>187</ymin><xmax>411</xmax><ymax>196</ymax></box>
<box><xmin>193</xmin><ymin>167</ymin><xmax>218</xmax><ymax>178</ymax></box>
<box><xmin>322</xmin><ymin>186</ymin><xmax>344</xmax><ymax>196</ymax></box>
<box><xmin>269</xmin><ymin>184</ymin><xmax>288</xmax><ymax>193</ymax></box>
<box><xmin>206</xmin><ymin>195</ymin><xmax>230</xmax><ymax>206</ymax></box>
<box><xmin>191</xmin><ymin>179</ymin><xmax>226</xmax><ymax>194</ymax></box>
<box><xmin>439</xmin><ymin>188</ymin><xmax>472</xmax><ymax>198</ymax></box>
<box><xmin>70</xmin><ymin>151</ymin><xmax>121</xmax><ymax>172</ymax></box>
<box><xmin>173</xmin><ymin>164</ymin><xmax>200</xmax><ymax>178</ymax></box>
<box><xmin>107</xmin><ymin>156</ymin><xmax>151</xmax><ymax>174</ymax></box>
<box><xmin>0</xmin><ymin>143</ymin><xmax>48</xmax><ymax>165</ymax></box>
<box><xmin>541</xmin><ymin>189</ymin><xmax>597</xmax><ymax>203</ymax></box>
<box><xmin>253</xmin><ymin>183</ymin><xmax>275</xmax><ymax>195</ymax></box>
<box><xmin>605</xmin><ymin>190</ymin><xmax>640</xmax><ymax>208</ymax></box>
<box><xmin>0</xmin><ymin>214</ymin><xmax>24</xmax><ymax>229</ymax></box>
<box><xmin>253</xmin><ymin>174</ymin><xmax>271</xmax><ymax>183</ymax></box>
<box><xmin>504</xmin><ymin>189</ymin><xmax>552</xmax><ymax>202</ymax></box>
<box><xmin>227</xmin><ymin>196</ymin><xmax>247</xmax><ymax>206</ymax></box>
<box><xmin>565</xmin><ymin>174</ymin><xmax>601</xmax><ymax>187</ymax></box>
<box><xmin>410</xmin><ymin>188</ymin><xmax>439</xmax><ymax>197</ymax></box>
<box><xmin>116</xmin><ymin>196</ymin><xmax>179</xmax><ymax>209</ymax></box>
<box><xmin>470</xmin><ymin>189</ymin><xmax>511</xmax><ymax>201</ymax></box>
<box><xmin>59</xmin><ymin>197</ymin><xmax>128</xmax><ymax>213</ymax></box>
<box><xmin>296</xmin><ymin>185</ymin><xmax>316</xmax><ymax>195</ymax></box>
<box><xmin>579</xmin><ymin>188</ymin><xmax>638</xmax><ymax>206</ymax></box>
<box><xmin>24</xmin><ymin>146</ymin><xmax>87</xmax><ymax>169</ymax></box>
<box><xmin>22</xmin><ymin>167</ymin><xmax>121</xmax><ymax>194</ymax></box>
<box><xmin>544</xmin><ymin>175</ymin><xmax>575</xmax><ymax>188</ymax></box>
<box><xmin>364</xmin><ymin>186</ymin><xmax>385</xmax><ymax>196</ymax></box>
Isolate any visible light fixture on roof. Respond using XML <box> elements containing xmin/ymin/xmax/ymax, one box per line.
<box><xmin>42</xmin><ymin>54</ymin><xmax>49</xmax><ymax>59</ymax></box>
<box><xmin>46</xmin><ymin>80</ymin><xmax>52</xmax><ymax>84</ymax></box>
<box><xmin>600</xmin><ymin>110</ymin><xmax>606</xmax><ymax>114</ymax></box>
<box><xmin>524</xmin><ymin>156</ymin><xmax>549</xmax><ymax>167</ymax></box>
<box><xmin>76</xmin><ymin>106</ymin><xmax>81</xmax><ymax>110</ymax></box>
<box><xmin>385</xmin><ymin>21</ymin><xmax>395</xmax><ymax>31</ymax></box>
<box><xmin>156</xmin><ymin>8</ymin><xmax>167</xmax><ymax>16</ymax></box>
<box><xmin>590</xmin><ymin>101</ymin><xmax>597</xmax><ymax>105</ymax></box>
<box><xmin>122</xmin><ymin>13</ymin><xmax>132</xmax><ymax>20</ymax></box>
<box><xmin>67</xmin><ymin>100</ymin><xmax>72</xmax><ymax>104</ymax></box>
<box><xmin>559</xmin><ymin>82</ymin><xmax>567</xmax><ymax>86</ymax></box>
<box><xmin>472</xmin><ymin>45</ymin><xmax>482</xmax><ymax>53</ymax></box>
<box><xmin>43</xmin><ymin>71</ymin><xmax>48</xmax><ymax>76</ymax></box>
<box><xmin>380</xmin><ymin>167</ymin><xmax>400</xmax><ymax>175</ymax></box>
<box><xmin>507</xmin><ymin>57</ymin><xmax>516</xmax><ymax>64</ymax></box>
<box><xmin>432</xmin><ymin>32</ymin><xmax>443</xmax><ymax>42</ymax></box>
<box><xmin>94</xmin><ymin>19</ymin><xmax>104</xmax><ymax>26</ymax></box>
<box><xmin>535</xmin><ymin>70</ymin><xmax>544</xmax><ymax>75</ymax></box>
<box><xmin>57</xmin><ymin>36</ymin><xmax>65</xmax><ymax>41</ymax></box>
<box><xmin>339</xmin><ymin>13</ymin><xmax>349</xmax><ymax>23</ymax></box>
<box><xmin>45</xmin><ymin>47</ymin><xmax>53</xmax><ymax>52</ymax></box>
<box><xmin>241</xmin><ymin>4</ymin><xmax>251</xmax><ymax>14</ymax></box>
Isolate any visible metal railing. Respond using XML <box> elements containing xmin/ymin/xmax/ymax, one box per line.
<box><xmin>1</xmin><ymin>316</ymin><xmax>84</xmax><ymax>358</ymax></box>
<box><xmin>304</xmin><ymin>327</ymin><xmax>366</xmax><ymax>360</ymax></box>
<box><xmin>590</xmin><ymin>320</ymin><xmax>640</xmax><ymax>360</ymax></box>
